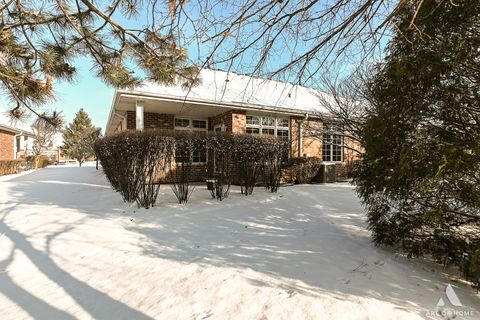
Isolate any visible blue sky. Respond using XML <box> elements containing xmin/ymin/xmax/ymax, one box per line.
<box><xmin>0</xmin><ymin>56</ymin><xmax>114</xmax><ymax>130</ymax></box>
<box><xmin>0</xmin><ymin>2</ymin><xmax>390</xmax><ymax>132</ymax></box>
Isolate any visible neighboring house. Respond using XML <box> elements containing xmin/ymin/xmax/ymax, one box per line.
<box><xmin>0</xmin><ymin>115</ymin><xmax>34</xmax><ymax>161</ymax></box>
<box><xmin>0</xmin><ymin>111</ymin><xmax>65</xmax><ymax>162</ymax></box>
<box><xmin>105</xmin><ymin>69</ymin><xmax>359</xmax><ymax>180</ymax></box>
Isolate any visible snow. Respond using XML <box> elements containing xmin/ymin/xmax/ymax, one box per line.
<box><xmin>128</xmin><ymin>68</ymin><xmax>332</xmax><ymax>113</ymax></box>
<box><xmin>0</xmin><ymin>108</ymin><xmax>34</xmax><ymax>134</ymax></box>
<box><xmin>0</xmin><ymin>164</ymin><xmax>478</xmax><ymax>320</ymax></box>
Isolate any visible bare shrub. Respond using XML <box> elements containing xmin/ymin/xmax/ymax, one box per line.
<box><xmin>206</xmin><ymin>132</ymin><xmax>234</xmax><ymax>200</ymax></box>
<box><xmin>231</xmin><ymin>134</ymin><xmax>265</xmax><ymax>195</ymax></box>
<box><xmin>94</xmin><ymin>130</ymin><xmax>175</xmax><ymax>208</ymax></box>
<box><xmin>136</xmin><ymin>131</ymin><xmax>175</xmax><ymax>208</ymax></box>
<box><xmin>288</xmin><ymin>157</ymin><xmax>323</xmax><ymax>184</ymax></box>
<box><xmin>262</xmin><ymin>137</ymin><xmax>289</xmax><ymax>193</ymax></box>
<box><xmin>170</xmin><ymin>131</ymin><xmax>205</xmax><ymax>204</ymax></box>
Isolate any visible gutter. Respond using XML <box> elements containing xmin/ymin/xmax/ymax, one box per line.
<box><xmin>105</xmin><ymin>89</ymin><xmax>121</xmax><ymax>135</ymax></box>
<box><xmin>117</xmin><ymin>91</ymin><xmax>325</xmax><ymax>118</ymax></box>
<box><xmin>106</xmin><ymin>89</ymin><xmax>328</xmax><ymax>135</ymax></box>
<box><xmin>13</xmin><ymin>131</ymin><xmax>23</xmax><ymax>160</ymax></box>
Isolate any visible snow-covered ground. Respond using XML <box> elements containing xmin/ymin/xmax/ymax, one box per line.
<box><xmin>0</xmin><ymin>164</ymin><xmax>478</xmax><ymax>320</ymax></box>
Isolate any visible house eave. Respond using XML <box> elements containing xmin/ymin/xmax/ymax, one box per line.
<box><xmin>105</xmin><ymin>89</ymin><xmax>328</xmax><ymax>135</ymax></box>
<box><xmin>0</xmin><ymin>124</ymin><xmax>34</xmax><ymax>136</ymax></box>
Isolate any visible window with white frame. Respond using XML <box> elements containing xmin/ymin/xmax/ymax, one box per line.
<box><xmin>174</xmin><ymin>118</ymin><xmax>207</xmax><ymax>129</ymax></box>
<box><xmin>174</xmin><ymin>118</ymin><xmax>208</xmax><ymax>163</ymax></box>
<box><xmin>322</xmin><ymin>126</ymin><xmax>343</xmax><ymax>162</ymax></box>
<box><xmin>246</xmin><ymin>115</ymin><xmax>289</xmax><ymax>139</ymax></box>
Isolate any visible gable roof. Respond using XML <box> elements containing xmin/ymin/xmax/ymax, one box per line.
<box><xmin>106</xmin><ymin>68</ymin><xmax>338</xmax><ymax>134</ymax></box>
<box><xmin>131</xmin><ymin>68</ymin><xmax>330</xmax><ymax>113</ymax></box>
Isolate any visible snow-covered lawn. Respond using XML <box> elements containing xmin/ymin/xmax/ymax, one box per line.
<box><xmin>0</xmin><ymin>164</ymin><xmax>478</xmax><ymax>320</ymax></box>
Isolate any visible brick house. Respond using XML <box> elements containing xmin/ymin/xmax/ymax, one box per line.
<box><xmin>105</xmin><ymin>69</ymin><xmax>359</xmax><ymax>181</ymax></box>
<box><xmin>0</xmin><ymin>121</ymin><xmax>34</xmax><ymax>161</ymax></box>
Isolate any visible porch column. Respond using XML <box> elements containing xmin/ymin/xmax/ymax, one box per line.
<box><xmin>136</xmin><ymin>100</ymin><xmax>144</xmax><ymax>131</ymax></box>
<box><xmin>297</xmin><ymin>120</ymin><xmax>302</xmax><ymax>157</ymax></box>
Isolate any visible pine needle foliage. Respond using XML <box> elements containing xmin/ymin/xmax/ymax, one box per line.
<box><xmin>356</xmin><ymin>0</ymin><xmax>480</xmax><ymax>281</ymax></box>
<box><xmin>62</xmin><ymin>108</ymin><xmax>100</xmax><ymax>166</ymax></box>
<box><xmin>0</xmin><ymin>0</ymin><xmax>199</xmax><ymax>121</ymax></box>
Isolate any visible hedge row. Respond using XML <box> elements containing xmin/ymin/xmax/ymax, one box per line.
<box><xmin>0</xmin><ymin>156</ymin><xmax>50</xmax><ymax>176</ymax></box>
<box><xmin>94</xmin><ymin>130</ymin><xmax>288</xmax><ymax>208</ymax></box>
<box><xmin>0</xmin><ymin>160</ymin><xmax>24</xmax><ymax>176</ymax></box>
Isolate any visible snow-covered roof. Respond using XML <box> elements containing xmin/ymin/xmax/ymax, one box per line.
<box><xmin>0</xmin><ymin>109</ymin><xmax>34</xmax><ymax>135</ymax></box>
<box><xmin>131</xmin><ymin>68</ymin><xmax>330</xmax><ymax>113</ymax></box>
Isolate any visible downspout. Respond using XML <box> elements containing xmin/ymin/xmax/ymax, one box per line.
<box><xmin>13</xmin><ymin>131</ymin><xmax>23</xmax><ymax>160</ymax></box>
<box><xmin>297</xmin><ymin>112</ymin><xmax>309</xmax><ymax>158</ymax></box>
<box><xmin>297</xmin><ymin>121</ymin><xmax>302</xmax><ymax>158</ymax></box>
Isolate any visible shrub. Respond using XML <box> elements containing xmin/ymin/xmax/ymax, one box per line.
<box><xmin>137</xmin><ymin>132</ymin><xmax>175</xmax><ymax>207</ymax></box>
<box><xmin>36</xmin><ymin>156</ymin><xmax>50</xmax><ymax>168</ymax></box>
<box><xmin>95</xmin><ymin>130</ymin><xmax>174</xmax><ymax>208</ymax></box>
<box><xmin>96</xmin><ymin>130</ymin><xmax>290</xmax><ymax>206</ymax></box>
<box><xmin>0</xmin><ymin>160</ymin><xmax>24</xmax><ymax>176</ymax></box>
<box><xmin>232</xmin><ymin>134</ymin><xmax>265</xmax><ymax>195</ymax></box>
<box><xmin>206</xmin><ymin>132</ymin><xmax>234</xmax><ymax>200</ymax></box>
<box><xmin>287</xmin><ymin>157</ymin><xmax>322</xmax><ymax>184</ymax></box>
<box><xmin>262</xmin><ymin>137</ymin><xmax>289</xmax><ymax>193</ymax></box>
<box><xmin>24</xmin><ymin>156</ymin><xmax>36</xmax><ymax>169</ymax></box>
<box><xmin>169</xmin><ymin>131</ymin><xmax>204</xmax><ymax>204</ymax></box>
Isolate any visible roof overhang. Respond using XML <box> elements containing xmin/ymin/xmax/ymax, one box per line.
<box><xmin>0</xmin><ymin>124</ymin><xmax>34</xmax><ymax>136</ymax></box>
<box><xmin>105</xmin><ymin>89</ymin><xmax>327</xmax><ymax>135</ymax></box>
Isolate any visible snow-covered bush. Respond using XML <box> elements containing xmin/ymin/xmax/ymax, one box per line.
<box><xmin>206</xmin><ymin>132</ymin><xmax>235</xmax><ymax>200</ymax></box>
<box><xmin>170</xmin><ymin>131</ymin><xmax>204</xmax><ymax>204</ymax></box>
<box><xmin>231</xmin><ymin>134</ymin><xmax>264</xmax><ymax>195</ymax></box>
<box><xmin>231</xmin><ymin>134</ymin><xmax>288</xmax><ymax>195</ymax></box>
<box><xmin>94</xmin><ymin>130</ymin><xmax>174</xmax><ymax>208</ymax></box>
<box><xmin>261</xmin><ymin>137</ymin><xmax>289</xmax><ymax>193</ymax></box>
<box><xmin>95</xmin><ymin>130</ymin><xmax>289</xmax><ymax>205</ymax></box>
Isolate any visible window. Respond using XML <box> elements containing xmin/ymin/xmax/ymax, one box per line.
<box><xmin>192</xmin><ymin>120</ymin><xmax>207</xmax><ymax>128</ymax></box>
<box><xmin>322</xmin><ymin>127</ymin><xmax>343</xmax><ymax>162</ymax></box>
<box><xmin>175</xmin><ymin>146</ymin><xmax>207</xmax><ymax>164</ymax></box>
<box><xmin>175</xmin><ymin>118</ymin><xmax>190</xmax><ymax>127</ymax></box>
<box><xmin>262</xmin><ymin>117</ymin><xmax>274</xmax><ymax>126</ymax></box>
<box><xmin>246</xmin><ymin>115</ymin><xmax>260</xmax><ymax>125</ymax></box>
<box><xmin>277</xmin><ymin>118</ymin><xmax>289</xmax><ymax>128</ymax></box>
<box><xmin>174</xmin><ymin>118</ymin><xmax>208</xmax><ymax>130</ymax></box>
<box><xmin>262</xmin><ymin>128</ymin><xmax>275</xmax><ymax>135</ymax></box>
<box><xmin>245</xmin><ymin>115</ymin><xmax>290</xmax><ymax>139</ymax></box>
<box><xmin>246</xmin><ymin>127</ymin><xmax>260</xmax><ymax>134</ymax></box>
<box><xmin>192</xmin><ymin>146</ymin><xmax>207</xmax><ymax>163</ymax></box>
<box><xmin>277</xmin><ymin>129</ymin><xmax>289</xmax><ymax>139</ymax></box>
<box><xmin>174</xmin><ymin>117</ymin><xmax>208</xmax><ymax>163</ymax></box>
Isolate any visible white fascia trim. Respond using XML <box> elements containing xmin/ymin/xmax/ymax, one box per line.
<box><xmin>117</xmin><ymin>91</ymin><xmax>328</xmax><ymax>118</ymax></box>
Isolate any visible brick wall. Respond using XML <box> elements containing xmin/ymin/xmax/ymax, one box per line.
<box><xmin>232</xmin><ymin>111</ymin><xmax>246</xmax><ymax>134</ymax></box>
<box><xmin>290</xmin><ymin>117</ymin><xmax>323</xmax><ymax>158</ymax></box>
<box><xmin>0</xmin><ymin>130</ymin><xmax>15</xmax><ymax>160</ymax></box>
<box><xmin>121</xmin><ymin>109</ymin><xmax>362</xmax><ymax>181</ymax></box>
<box><xmin>126</xmin><ymin>111</ymin><xmax>174</xmax><ymax>130</ymax></box>
<box><xmin>158</xmin><ymin>164</ymin><xmax>207</xmax><ymax>183</ymax></box>
<box><xmin>208</xmin><ymin>110</ymin><xmax>246</xmax><ymax>133</ymax></box>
